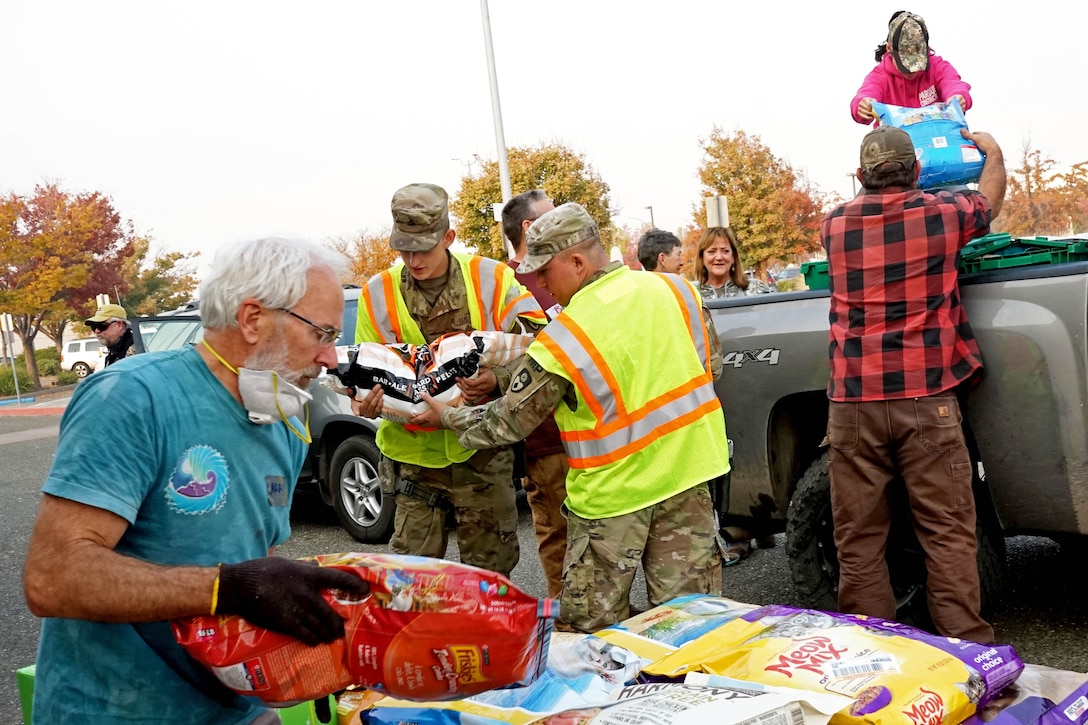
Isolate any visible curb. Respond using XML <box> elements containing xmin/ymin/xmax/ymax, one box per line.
<box><xmin>0</xmin><ymin>407</ymin><xmax>67</xmax><ymax>417</ymax></box>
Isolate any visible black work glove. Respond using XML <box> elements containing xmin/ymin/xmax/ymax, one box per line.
<box><xmin>217</xmin><ymin>557</ymin><xmax>370</xmax><ymax>647</ymax></box>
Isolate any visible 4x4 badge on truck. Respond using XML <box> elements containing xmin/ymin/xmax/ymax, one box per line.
<box><xmin>723</xmin><ymin>348</ymin><xmax>781</xmax><ymax>368</ymax></box>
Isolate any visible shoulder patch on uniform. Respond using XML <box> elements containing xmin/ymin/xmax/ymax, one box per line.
<box><xmin>527</xmin><ymin>358</ymin><xmax>544</xmax><ymax>373</ymax></box>
<box><xmin>509</xmin><ymin>369</ymin><xmax>532</xmax><ymax>393</ymax></box>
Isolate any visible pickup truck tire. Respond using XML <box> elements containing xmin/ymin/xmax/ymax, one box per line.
<box><xmin>786</xmin><ymin>451</ymin><xmax>1004</xmax><ymax>627</ymax></box>
<box><xmin>329</xmin><ymin>434</ymin><xmax>393</xmax><ymax>544</ymax></box>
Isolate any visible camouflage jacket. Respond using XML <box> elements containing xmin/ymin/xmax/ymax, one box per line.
<box><xmin>698</xmin><ymin>279</ymin><xmax>774</xmax><ymax>299</ymax></box>
<box><xmin>441</xmin><ymin>262</ymin><xmax>724</xmax><ymax>447</ymax></box>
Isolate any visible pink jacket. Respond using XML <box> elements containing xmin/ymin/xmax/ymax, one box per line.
<box><xmin>850</xmin><ymin>51</ymin><xmax>972</xmax><ymax>125</ymax></box>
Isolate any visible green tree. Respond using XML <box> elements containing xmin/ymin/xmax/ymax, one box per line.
<box><xmin>449</xmin><ymin>144</ymin><xmax>618</xmax><ymax>260</ymax></box>
<box><xmin>0</xmin><ymin>183</ymin><xmax>134</xmax><ymax>387</ymax></box>
<box><xmin>694</xmin><ymin>128</ymin><xmax>825</xmax><ymax>279</ymax></box>
<box><xmin>117</xmin><ymin>236</ymin><xmax>200</xmax><ymax>316</ymax></box>
<box><xmin>327</xmin><ymin>229</ymin><xmax>398</xmax><ymax>284</ymax></box>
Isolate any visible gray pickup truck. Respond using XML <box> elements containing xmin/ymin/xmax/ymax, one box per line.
<box><xmin>710</xmin><ymin>248</ymin><xmax>1088</xmax><ymax>625</ymax></box>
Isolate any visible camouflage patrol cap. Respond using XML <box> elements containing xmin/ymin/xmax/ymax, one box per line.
<box><xmin>860</xmin><ymin>126</ymin><xmax>917</xmax><ymax>178</ymax></box>
<box><xmin>519</xmin><ymin>202</ymin><xmax>599</xmax><ymax>274</ymax></box>
<box><xmin>389</xmin><ymin>183</ymin><xmax>450</xmax><ymax>252</ymax></box>
<box><xmin>888</xmin><ymin>12</ymin><xmax>929</xmax><ymax>75</ymax></box>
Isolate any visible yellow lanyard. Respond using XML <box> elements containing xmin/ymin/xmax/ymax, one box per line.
<box><xmin>201</xmin><ymin>340</ymin><xmax>312</xmax><ymax>444</ymax></box>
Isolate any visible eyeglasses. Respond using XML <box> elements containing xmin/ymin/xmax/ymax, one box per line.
<box><xmin>277</xmin><ymin>308</ymin><xmax>341</xmax><ymax>346</ymax></box>
<box><xmin>88</xmin><ymin>321</ymin><xmax>114</xmax><ymax>333</ymax></box>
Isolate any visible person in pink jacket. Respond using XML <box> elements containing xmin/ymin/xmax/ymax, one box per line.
<box><xmin>851</xmin><ymin>11</ymin><xmax>972</xmax><ymax>125</ymax></box>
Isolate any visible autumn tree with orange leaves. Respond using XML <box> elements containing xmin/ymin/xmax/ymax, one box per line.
<box><xmin>996</xmin><ymin>141</ymin><xmax>1088</xmax><ymax>237</ymax></box>
<box><xmin>0</xmin><ymin>183</ymin><xmax>135</xmax><ymax>387</ymax></box>
<box><xmin>689</xmin><ymin>128</ymin><xmax>827</xmax><ymax>281</ymax></box>
<box><xmin>328</xmin><ymin>229</ymin><xmax>399</xmax><ymax>285</ymax></box>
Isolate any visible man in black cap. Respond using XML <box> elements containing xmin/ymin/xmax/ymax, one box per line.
<box><xmin>821</xmin><ymin>125</ymin><xmax>1005</xmax><ymax>642</ymax></box>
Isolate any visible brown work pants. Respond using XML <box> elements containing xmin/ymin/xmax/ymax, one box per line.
<box><xmin>522</xmin><ymin>451</ymin><xmax>570</xmax><ymax>599</ymax></box>
<box><xmin>827</xmin><ymin>394</ymin><xmax>994</xmax><ymax>643</ymax></box>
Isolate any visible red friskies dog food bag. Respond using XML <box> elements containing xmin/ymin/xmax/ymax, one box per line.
<box><xmin>172</xmin><ymin>553</ymin><xmax>556</xmax><ymax>705</ymax></box>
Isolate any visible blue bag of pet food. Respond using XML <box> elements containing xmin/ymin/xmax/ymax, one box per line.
<box><xmin>873</xmin><ymin>100</ymin><xmax>984</xmax><ymax>189</ymax></box>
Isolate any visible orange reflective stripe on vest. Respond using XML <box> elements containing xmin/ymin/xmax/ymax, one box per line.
<box><xmin>363</xmin><ymin>270</ymin><xmax>409</xmax><ymax>344</ymax></box>
<box><xmin>656</xmin><ymin>272</ymin><xmax>712</xmax><ymax>372</ymax></box>
<box><xmin>538</xmin><ymin>317</ymin><xmax>719</xmax><ymax>469</ymax></box>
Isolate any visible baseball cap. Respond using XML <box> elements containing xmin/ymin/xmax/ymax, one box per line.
<box><xmin>860</xmin><ymin>126</ymin><xmax>918</xmax><ymax>178</ymax></box>
<box><xmin>888</xmin><ymin>12</ymin><xmax>929</xmax><ymax>75</ymax></box>
<box><xmin>85</xmin><ymin>303</ymin><xmax>128</xmax><ymax>324</ymax></box>
<box><xmin>519</xmin><ymin>202</ymin><xmax>599</xmax><ymax>274</ymax></box>
<box><xmin>388</xmin><ymin>183</ymin><xmax>450</xmax><ymax>252</ymax></box>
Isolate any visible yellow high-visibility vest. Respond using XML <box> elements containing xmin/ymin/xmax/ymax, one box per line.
<box><xmin>529</xmin><ymin>267</ymin><xmax>729</xmax><ymax>519</ymax></box>
<box><xmin>357</xmin><ymin>252</ymin><xmax>545</xmax><ymax>468</ymax></box>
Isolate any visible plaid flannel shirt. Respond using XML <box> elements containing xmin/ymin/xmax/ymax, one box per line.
<box><xmin>822</xmin><ymin>186</ymin><xmax>992</xmax><ymax>402</ymax></box>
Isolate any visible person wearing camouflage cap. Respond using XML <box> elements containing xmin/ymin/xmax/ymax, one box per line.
<box><xmin>820</xmin><ymin>123</ymin><xmax>1006</xmax><ymax>643</ymax></box>
<box><xmin>417</xmin><ymin>201</ymin><xmax>734</xmax><ymax>632</ymax></box>
<box><xmin>851</xmin><ymin>10</ymin><xmax>972</xmax><ymax>126</ymax></box>
<box><xmin>351</xmin><ymin>183</ymin><xmax>548</xmax><ymax>578</ymax></box>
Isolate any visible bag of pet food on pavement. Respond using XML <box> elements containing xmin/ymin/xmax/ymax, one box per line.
<box><xmin>643</xmin><ymin>604</ymin><xmax>1023</xmax><ymax>725</ymax></box>
<box><xmin>173</xmin><ymin>552</ymin><xmax>556</xmax><ymax>706</ymax></box>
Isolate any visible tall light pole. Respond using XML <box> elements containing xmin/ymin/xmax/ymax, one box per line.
<box><xmin>479</xmin><ymin>0</ymin><xmax>514</xmax><ymax>257</ymax></box>
<box><xmin>645</xmin><ymin>205</ymin><xmax>655</xmax><ymax>228</ymax></box>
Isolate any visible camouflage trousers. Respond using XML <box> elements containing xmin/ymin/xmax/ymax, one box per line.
<box><xmin>384</xmin><ymin>447</ymin><xmax>520</xmax><ymax>577</ymax></box>
<box><xmin>561</xmin><ymin>482</ymin><xmax>723</xmax><ymax>633</ymax></box>
<box><xmin>522</xmin><ymin>451</ymin><xmax>570</xmax><ymax>599</ymax></box>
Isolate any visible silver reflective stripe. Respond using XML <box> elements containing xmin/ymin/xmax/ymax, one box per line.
<box><xmin>659</xmin><ymin>273</ymin><xmax>709</xmax><ymax>370</ymax></box>
<box><xmin>501</xmin><ymin>289</ymin><xmax>546</xmax><ymax>331</ymax></box>
<box><xmin>564</xmin><ymin>380</ymin><xmax>719</xmax><ymax>462</ymax></box>
<box><xmin>544</xmin><ymin>317</ymin><xmax>716</xmax><ymax>462</ymax></box>
<box><xmin>474</xmin><ymin>259</ymin><xmax>502</xmax><ymax>328</ymax></box>
<box><xmin>544</xmin><ymin>322</ymin><xmax>617</xmax><ymax>418</ymax></box>
<box><xmin>365</xmin><ymin>272</ymin><xmax>397</xmax><ymax>343</ymax></box>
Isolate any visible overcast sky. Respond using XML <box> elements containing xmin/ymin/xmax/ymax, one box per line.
<box><xmin>6</xmin><ymin>1</ymin><xmax>1086</xmax><ymax>276</ymax></box>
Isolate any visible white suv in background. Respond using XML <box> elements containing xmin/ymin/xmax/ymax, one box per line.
<box><xmin>61</xmin><ymin>338</ymin><xmax>103</xmax><ymax>378</ymax></box>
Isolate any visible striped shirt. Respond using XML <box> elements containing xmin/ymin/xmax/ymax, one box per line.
<box><xmin>822</xmin><ymin>186</ymin><xmax>992</xmax><ymax>401</ymax></box>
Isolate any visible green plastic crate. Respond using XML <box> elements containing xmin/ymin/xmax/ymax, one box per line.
<box><xmin>960</xmin><ymin>235</ymin><xmax>1088</xmax><ymax>273</ymax></box>
<box><xmin>801</xmin><ymin>260</ymin><xmax>829</xmax><ymax>290</ymax></box>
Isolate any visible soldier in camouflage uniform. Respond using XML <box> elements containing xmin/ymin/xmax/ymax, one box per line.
<box><xmin>416</xmin><ymin>203</ymin><xmax>732</xmax><ymax>632</ymax></box>
<box><xmin>352</xmin><ymin>183</ymin><xmax>547</xmax><ymax>577</ymax></box>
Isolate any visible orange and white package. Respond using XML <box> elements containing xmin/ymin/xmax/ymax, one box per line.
<box><xmin>642</xmin><ymin>605</ymin><xmax>1023</xmax><ymax>725</ymax></box>
<box><xmin>172</xmin><ymin>552</ymin><xmax>556</xmax><ymax>706</ymax></box>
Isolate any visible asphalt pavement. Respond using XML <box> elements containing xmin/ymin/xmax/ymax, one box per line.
<box><xmin>2</xmin><ymin>406</ymin><xmax>1086</xmax><ymax>724</ymax></box>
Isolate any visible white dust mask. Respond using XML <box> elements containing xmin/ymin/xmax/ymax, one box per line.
<box><xmin>203</xmin><ymin>340</ymin><xmax>313</xmax><ymax>442</ymax></box>
<box><xmin>237</xmin><ymin>367</ymin><xmax>313</xmax><ymax>424</ymax></box>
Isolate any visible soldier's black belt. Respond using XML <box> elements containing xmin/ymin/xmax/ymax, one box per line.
<box><xmin>393</xmin><ymin>478</ymin><xmax>453</xmax><ymax>511</ymax></box>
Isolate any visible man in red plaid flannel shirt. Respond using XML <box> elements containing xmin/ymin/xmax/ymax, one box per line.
<box><xmin>822</xmin><ymin>125</ymin><xmax>1006</xmax><ymax>643</ymax></box>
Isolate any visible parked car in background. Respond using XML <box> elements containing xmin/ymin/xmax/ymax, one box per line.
<box><xmin>128</xmin><ymin>286</ymin><xmax>390</xmax><ymax>543</ymax></box>
<box><xmin>61</xmin><ymin>338</ymin><xmax>103</xmax><ymax>378</ymax></box>
<box><xmin>775</xmin><ymin>266</ymin><xmax>807</xmax><ymax>292</ymax></box>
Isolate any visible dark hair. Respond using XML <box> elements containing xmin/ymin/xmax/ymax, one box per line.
<box><xmin>875</xmin><ymin>10</ymin><xmax>909</xmax><ymax>61</ymax></box>
<box><xmin>637</xmin><ymin>228</ymin><xmax>681</xmax><ymax>271</ymax></box>
<box><xmin>695</xmin><ymin>226</ymin><xmax>749</xmax><ymax>288</ymax></box>
<box><xmin>501</xmin><ymin>189</ymin><xmax>550</xmax><ymax>251</ymax></box>
<box><xmin>861</xmin><ymin>162</ymin><xmax>917</xmax><ymax>190</ymax></box>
